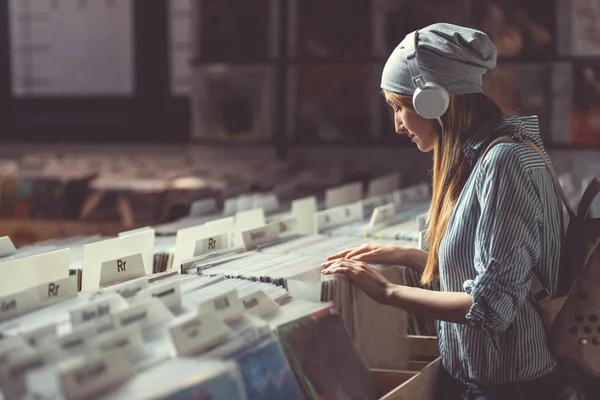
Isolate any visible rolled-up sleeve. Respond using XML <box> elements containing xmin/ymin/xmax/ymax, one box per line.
<box><xmin>465</xmin><ymin>145</ymin><xmax>542</xmax><ymax>348</ymax></box>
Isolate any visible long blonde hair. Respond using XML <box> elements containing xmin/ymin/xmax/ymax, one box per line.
<box><xmin>384</xmin><ymin>90</ymin><xmax>504</xmax><ymax>285</ymax></box>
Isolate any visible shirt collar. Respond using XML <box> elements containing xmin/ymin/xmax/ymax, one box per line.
<box><xmin>462</xmin><ymin>115</ymin><xmax>538</xmax><ymax>161</ymax></box>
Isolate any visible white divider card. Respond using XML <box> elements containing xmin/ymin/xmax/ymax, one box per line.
<box><xmin>314</xmin><ymin>202</ymin><xmax>363</xmax><ymax>233</ymax></box>
<box><xmin>268</xmin><ymin>216</ymin><xmax>299</xmax><ymax>237</ymax></box>
<box><xmin>82</xmin><ymin>234</ymin><xmax>152</xmax><ymax>291</ymax></box>
<box><xmin>21</xmin><ymin>324</ymin><xmax>58</xmax><ymax>349</ymax></box>
<box><xmin>418</xmin><ymin>230</ymin><xmax>429</xmax><ymax>251</ymax></box>
<box><xmin>360</xmin><ymin>194</ymin><xmax>393</xmax><ymax>219</ymax></box>
<box><xmin>252</xmin><ymin>192</ymin><xmax>280</xmax><ymax>214</ymax></box>
<box><xmin>0</xmin><ymin>249</ymin><xmax>70</xmax><ymax>296</ymax></box>
<box><xmin>55</xmin><ymin>324</ymin><xmax>96</xmax><ymax>354</ymax></box>
<box><xmin>0</xmin><ymin>275</ymin><xmax>78</xmax><ymax>323</ymax></box>
<box><xmin>193</xmin><ymin>232</ymin><xmax>231</xmax><ymax>257</ymax></box>
<box><xmin>223</xmin><ymin>197</ymin><xmax>239</xmax><ymax>217</ymax></box>
<box><xmin>169</xmin><ymin>312</ymin><xmax>231</xmax><ymax>357</ymax></box>
<box><xmin>240</xmin><ymin>290</ymin><xmax>280</xmax><ymax>318</ymax></box>
<box><xmin>189</xmin><ymin>198</ymin><xmax>218</xmax><ymax>217</ymax></box>
<box><xmin>118</xmin><ymin>227</ymin><xmax>152</xmax><ymax>236</ymax></box>
<box><xmin>102</xmin><ymin>277</ymin><xmax>149</xmax><ymax>303</ymax></box>
<box><xmin>416</xmin><ymin>212</ymin><xmax>429</xmax><ymax>231</ymax></box>
<box><xmin>291</xmin><ymin>196</ymin><xmax>317</xmax><ymax>235</ymax></box>
<box><xmin>112</xmin><ymin>298</ymin><xmax>174</xmax><ymax>330</ymax></box>
<box><xmin>413</xmin><ymin>182</ymin><xmax>431</xmax><ymax>201</ymax></box>
<box><xmin>173</xmin><ymin>224</ymin><xmax>209</xmax><ymax>273</ymax></box>
<box><xmin>325</xmin><ymin>181</ymin><xmax>363</xmax><ymax>209</ymax></box>
<box><xmin>242</xmin><ymin>225</ymin><xmax>279</xmax><ymax>250</ymax></box>
<box><xmin>198</xmin><ymin>289</ymin><xmax>245</xmax><ymax>320</ymax></box>
<box><xmin>59</xmin><ymin>351</ymin><xmax>134</xmax><ymax>400</ymax></box>
<box><xmin>286</xmin><ymin>268</ymin><xmax>323</xmax><ymax>302</ymax></box>
<box><xmin>367</xmin><ymin>172</ymin><xmax>402</xmax><ymax>197</ymax></box>
<box><xmin>205</xmin><ymin>216</ymin><xmax>236</xmax><ymax>233</ymax></box>
<box><xmin>0</xmin><ymin>352</ymin><xmax>47</xmax><ymax>396</ymax></box>
<box><xmin>118</xmin><ymin>229</ymin><xmax>155</xmax><ymax>276</ymax></box>
<box><xmin>94</xmin><ymin>325</ymin><xmax>143</xmax><ymax>356</ymax></box>
<box><xmin>393</xmin><ymin>183</ymin><xmax>431</xmax><ymax>211</ymax></box>
<box><xmin>233</xmin><ymin>208</ymin><xmax>266</xmax><ymax>247</ymax></box>
<box><xmin>70</xmin><ymin>294</ymin><xmax>129</xmax><ymax>329</ymax></box>
<box><xmin>99</xmin><ymin>253</ymin><xmax>146</xmax><ymax>288</ymax></box>
<box><xmin>0</xmin><ymin>337</ymin><xmax>36</xmax><ymax>367</ymax></box>
<box><xmin>368</xmin><ymin>203</ymin><xmax>396</xmax><ymax>229</ymax></box>
<box><xmin>0</xmin><ymin>237</ymin><xmax>17</xmax><ymax>258</ymax></box>
<box><xmin>149</xmin><ymin>280</ymin><xmax>182</xmax><ymax>312</ymax></box>
<box><xmin>236</xmin><ymin>195</ymin><xmax>254</xmax><ymax>213</ymax></box>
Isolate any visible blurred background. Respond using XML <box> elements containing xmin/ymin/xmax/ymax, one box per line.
<box><xmin>0</xmin><ymin>0</ymin><xmax>598</xmax><ymax>244</ymax></box>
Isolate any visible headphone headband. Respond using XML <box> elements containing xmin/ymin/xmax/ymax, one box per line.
<box><xmin>406</xmin><ymin>31</ymin><xmax>426</xmax><ymax>89</ymax></box>
<box><xmin>404</xmin><ymin>30</ymin><xmax>450</xmax><ymax>120</ymax></box>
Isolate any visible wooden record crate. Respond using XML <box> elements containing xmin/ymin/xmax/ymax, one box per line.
<box><xmin>372</xmin><ymin>335</ymin><xmax>441</xmax><ymax>400</ymax></box>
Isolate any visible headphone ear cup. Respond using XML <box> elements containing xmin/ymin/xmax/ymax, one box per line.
<box><xmin>412</xmin><ymin>83</ymin><xmax>450</xmax><ymax>119</ymax></box>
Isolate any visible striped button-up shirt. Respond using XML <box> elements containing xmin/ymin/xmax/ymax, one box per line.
<box><xmin>437</xmin><ymin>115</ymin><xmax>563</xmax><ymax>386</ymax></box>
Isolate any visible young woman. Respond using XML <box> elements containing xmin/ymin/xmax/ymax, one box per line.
<box><xmin>322</xmin><ymin>23</ymin><xmax>581</xmax><ymax>400</ymax></box>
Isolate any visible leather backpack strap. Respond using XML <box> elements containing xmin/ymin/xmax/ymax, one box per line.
<box><xmin>577</xmin><ymin>176</ymin><xmax>600</xmax><ymax>220</ymax></box>
<box><xmin>479</xmin><ymin>132</ymin><xmax>575</xmax><ymax>305</ymax></box>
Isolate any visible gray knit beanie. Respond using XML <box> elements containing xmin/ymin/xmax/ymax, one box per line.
<box><xmin>381</xmin><ymin>23</ymin><xmax>497</xmax><ymax>95</ymax></box>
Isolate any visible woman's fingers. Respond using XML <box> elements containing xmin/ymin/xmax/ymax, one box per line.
<box><xmin>325</xmin><ymin>248</ymin><xmax>353</xmax><ymax>261</ymax></box>
<box><xmin>350</xmin><ymin>250</ymin><xmax>378</xmax><ymax>262</ymax></box>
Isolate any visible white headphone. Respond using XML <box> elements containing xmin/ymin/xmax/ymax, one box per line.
<box><xmin>405</xmin><ymin>31</ymin><xmax>450</xmax><ymax>120</ymax></box>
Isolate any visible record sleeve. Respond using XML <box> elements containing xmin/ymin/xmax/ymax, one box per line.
<box><xmin>191</xmin><ymin>65</ymin><xmax>275</xmax><ymax>142</ymax></box>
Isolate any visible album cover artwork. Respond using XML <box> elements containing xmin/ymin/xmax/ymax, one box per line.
<box><xmin>291</xmin><ymin>65</ymin><xmax>375</xmax><ymax>145</ymax></box>
<box><xmin>292</xmin><ymin>0</ymin><xmax>372</xmax><ymax>59</ymax></box>
<box><xmin>472</xmin><ymin>0</ymin><xmax>555</xmax><ymax>60</ymax></box>
<box><xmin>374</xmin><ymin>0</ymin><xmax>468</xmax><ymax>57</ymax></box>
<box><xmin>191</xmin><ymin>65</ymin><xmax>275</xmax><ymax>142</ymax></box>
<box><xmin>483</xmin><ymin>63</ymin><xmax>552</xmax><ymax>140</ymax></box>
<box><xmin>227</xmin><ymin>336</ymin><xmax>305</xmax><ymax>400</ymax></box>
<box><xmin>275</xmin><ymin>308</ymin><xmax>381</xmax><ymax>400</ymax></box>
<box><xmin>570</xmin><ymin>63</ymin><xmax>600</xmax><ymax>146</ymax></box>
<box><xmin>195</xmin><ymin>0</ymin><xmax>277</xmax><ymax>61</ymax></box>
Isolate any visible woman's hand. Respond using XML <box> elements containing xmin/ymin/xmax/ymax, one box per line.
<box><xmin>321</xmin><ymin>258</ymin><xmax>393</xmax><ymax>305</ymax></box>
<box><xmin>325</xmin><ymin>243</ymin><xmax>407</xmax><ymax>265</ymax></box>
